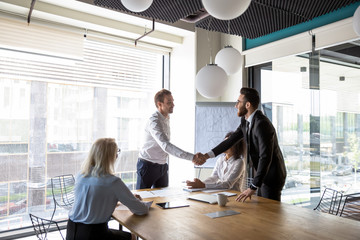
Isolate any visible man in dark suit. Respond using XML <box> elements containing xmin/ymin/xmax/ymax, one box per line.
<box><xmin>203</xmin><ymin>87</ymin><xmax>287</xmax><ymax>201</ymax></box>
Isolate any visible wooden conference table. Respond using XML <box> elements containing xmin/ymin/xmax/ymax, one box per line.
<box><xmin>112</xmin><ymin>189</ymin><xmax>359</xmax><ymax>240</ymax></box>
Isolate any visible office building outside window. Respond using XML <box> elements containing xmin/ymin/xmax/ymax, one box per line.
<box><xmin>0</xmin><ymin>27</ymin><xmax>164</xmax><ymax>232</ymax></box>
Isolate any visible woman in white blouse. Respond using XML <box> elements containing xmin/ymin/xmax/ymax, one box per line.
<box><xmin>186</xmin><ymin>132</ymin><xmax>246</xmax><ymax>192</ymax></box>
<box><xmin>67</xmin><ymin>138</ymin><xmax>150</xmax><ymax>240</ymax></box>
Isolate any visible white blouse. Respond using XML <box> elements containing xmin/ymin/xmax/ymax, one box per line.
<box><xmin>203</xmin><ymin>155</ymin><xmax>246</xmax><ymax>192</ymax></box>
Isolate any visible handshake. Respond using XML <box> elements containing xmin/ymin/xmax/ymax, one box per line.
<box><xmin>192</xmin><ymin>153</ymin><xmax>209</xmax><ymax>166</ymax></box>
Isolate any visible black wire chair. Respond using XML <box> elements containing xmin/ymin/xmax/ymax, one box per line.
<box><xmin>29</xmin><ymin>213</ymin><xmax>65</xmax><ymax>240</ymax></box>
<box><xmin>339</xmin><ymin>192</ymin><xmax>360</xmax><ymax>221</ymax></box>
<box><xmin>242</xmin><ymin>177</ymin><xmax>258</xmax><ymax>194</ymax></box>
<box><xmin>313</xmin><ymin>188</ymin><xmax>343</xmax><ymax>215</ymax></box>
<box><xmin>50</xmin><ymin>174</ymin><xmax>75</xmax><ymax>221</ymax></box>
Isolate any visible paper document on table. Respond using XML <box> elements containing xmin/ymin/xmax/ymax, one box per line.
<box><xmin>202</xmin><ymin>189</ymin><xmax>227</xmax><ymax>193</ymax></box>
<box><xmin>205</xmin><ymin>210</ymin><xmax>241</xmax><ymax>219</ymax></box>
<box><xmin>135</xmin><ymin>191</ymin><xmax>155</xmax><ymax>199</ymax></box>
<box><xmin>212</xmin><ymin>192</ymin><xmax>237</xmax><ymax>197</ymax></box>
<box><xmin>150</xmin><ymin>189</ymin><xmax>183</xmax><ymax>197</ymax></box>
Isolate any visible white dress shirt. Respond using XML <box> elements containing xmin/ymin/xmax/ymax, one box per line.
<box><xmin>203</xmin><ymin>155</ymin><xmax>246</xmax><ymax>191</ymax></box>
<box><xmin>246</xmin><ymin>109</ymin><xmax>258</xmax><ymax>131</ymax></box>
<box><xmin>139</xmin><ymin>110</ymin><xmax>194</xmax><ymax>164</ymax></box>
<box><xmin>69</xmin><ymin>173</ymin><xmax>149</xmax><ymax>224</ymax></box>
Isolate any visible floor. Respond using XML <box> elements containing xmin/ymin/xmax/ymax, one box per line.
<box><xmin>18</xmin><ymin>229</ymin><xmax>66</xmax><ymax>240</ymax></box>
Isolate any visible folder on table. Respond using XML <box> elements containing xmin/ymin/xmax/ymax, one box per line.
<box><xmin>187</xmin><ymin>193</ymin><xmax>218</xmax><ymax>204</ymax></box>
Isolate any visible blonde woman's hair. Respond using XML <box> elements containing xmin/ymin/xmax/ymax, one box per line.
<box><xmin>81</xmin><ymin>138</ymin><xmax>118</xmax><ymax>177</ymax></box>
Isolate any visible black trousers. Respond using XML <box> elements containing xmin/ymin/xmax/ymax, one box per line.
<box><xmin>66</xmin><ymin>219</ymin><xmax>131</xmax><ymax>240</ymax></box>
<box><xmin>136</xmin><ymin>158</ymin><xmax>168</xmax><ymax>189</ymax></box>
<box><xmin>257</xmin><ymin>183</ymin><xmax>282</xmax><ymax>201</ymax></box>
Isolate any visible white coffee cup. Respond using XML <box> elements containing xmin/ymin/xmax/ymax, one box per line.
<box><xmin>217</xmin><ymin>193</ymin><xmax>228</xmax><ymax>207</ymax></box>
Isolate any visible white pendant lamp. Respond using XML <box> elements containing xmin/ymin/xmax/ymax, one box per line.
<box><xmin>121</xmin><ymin>0</ymin><xmax>153</xmax><ymax>12</ymax></box>
<box><xmin>353</xmin><ymin>5</ymin><xmax>360</xmax><ymax>36</ymax></box>
<box><xmin>196</xmin><ymin>64</ymin><xmax>228</xmax><ymax>98</ymax></box>
<box><xmin>202</xmin><ymin>0</ymin><xmax>251</xmax><ymax>20</ymax></box>
<box><xmin>215</xmin><ymin>46</ymin><xmax>242</xmax><ymax>75</ymax></box>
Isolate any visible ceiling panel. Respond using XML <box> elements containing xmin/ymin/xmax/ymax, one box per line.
<box><xmin>93</xmin><ymin>0</ymin><xmax>359</xmax><ymax>39</ymax></box>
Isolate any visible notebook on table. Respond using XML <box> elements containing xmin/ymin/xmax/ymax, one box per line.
<box><xmin>187</xmin><ymin>193</ymin><xmax>218</xmax><ymax>204</ymax></box>
<box><xmin>183</xmin><ymin>187</ymin><xmax>203</xmax><ymax>192</ymax></box>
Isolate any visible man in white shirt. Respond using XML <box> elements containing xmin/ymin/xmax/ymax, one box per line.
<box><xmin>136</xmin><ymin>89</ymin><xmax>203</xmax><ymax>189</ymax></box>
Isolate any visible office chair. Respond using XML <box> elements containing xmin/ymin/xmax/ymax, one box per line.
<box><xmin>50</xmin><ymin>174</ymin><xmax>75</xmax><ymax>221</ymax></box>
<box><xmin>313</xmin><ymin>188</ymin><xmax>343</xmax><ymax>215</ymax></box>
<box><xmin>29</xmin><ymin>213</ymin><xmax>65</xmax><ymax>240</ymax></box>
<box><xmin>339</xmin><ymin>192</ymin><xmax>360</xmax><ymax>221</ymax></box>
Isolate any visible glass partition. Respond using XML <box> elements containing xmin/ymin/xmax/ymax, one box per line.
<box><xmin>259</xmin><ymin>40</ymin><xmax>360</xmax><ymax>207</ymax></box>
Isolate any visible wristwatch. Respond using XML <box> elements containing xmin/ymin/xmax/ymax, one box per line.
<box><xmin>249</xmin><ymin>184</ymin><xmax>258</xmax><ymax>191</ymax></box>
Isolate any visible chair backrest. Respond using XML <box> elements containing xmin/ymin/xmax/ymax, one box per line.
<box><xmin>246</xmin><ymin>177</ymin><xmax>253</xmax><ymax>188</ymax></box>
<box><xmin>51</xmin><ymin>174</ymin><xmax>75</xmax><ymax>209</ymax></box>
<box><xmin>339</xmin><ymin>192</ymin><xmax>360</xmax><ymax>221</ymax></box>
<box><xmin>313</xmin><ymin>188</ymin><xmax>343</xmax><ymax>215</ymax></box>
<box><xmin>242</xmin><ymin>177</ymin><xmax>258</xmax><ymax>194</ymax></box>
<box><xmin>29</xmin><ymin>213</ymin><xmax>64</xmax><ymax>240</ymax></box>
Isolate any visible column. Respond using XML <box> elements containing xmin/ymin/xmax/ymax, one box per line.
<box><xmin>309</xmin><ymin>35</ymin><xmax>321</xmax><ymax>197</ymax></box>
<box><xmin>28</xmin><ymin>81</ymin><xmax>47</xmax><ymax>207</ymax></box>
<box><xmin>93</xmin><ymin>87</ymin><xmax>107</xmax><ymax>140</ymax></box>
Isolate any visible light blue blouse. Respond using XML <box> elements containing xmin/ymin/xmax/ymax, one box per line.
<box><xmin>69</xmin><ymin>173</ymin><xmax>149</xmax><ymax>224</ymax></box>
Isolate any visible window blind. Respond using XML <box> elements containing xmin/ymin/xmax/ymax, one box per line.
<box><xmin>314</xmin><ymin>17</ymin><xmax>358</xmax><ymax>50</ymax></box>
<box><xmin>243</xmin><ymin>17</ymin><xmax>359</xmax><ymax>67</ymax></box>
<box><xmin>0</xmin><ymin>15</ymin><xmax>84</xmax><ymax>60</ymax></box>
<box><xmin>243</xmin><ymin>32</ymin><xmax>312</xmax><ymax>67</ymax></box>
<box><xmin>0</xmin><ymin>38</ymin><xmax>164</xmax><ymax>91</ymax></box>
<box><xmin>86</xmin><ymin>30</ymin><xmax>172</xmax><ymax>55</ymax></box>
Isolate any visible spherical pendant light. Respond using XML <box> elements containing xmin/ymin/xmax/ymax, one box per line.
<box><xmin>353</xmin><ymin>6</ymin><xmax>360</xmax><ymax>36</ymax></box>
<box><xmin>121</xmin><ymin>0</ymin><xmax>153</xmax><ymax>12</ymax></box>
<box><xmin>215</xmin><ymin>46</ymin><xmax>242</xmax><ymax>75</ymax></box>
<box><xmin>196</xmin><ymin>64</ymin><xmax>228</xmax><ymax>98</ymax></box>
<box><xmin>201</xmin><ymin>0</ymin><xmax>251</xmax><ymax>20</ymax></box>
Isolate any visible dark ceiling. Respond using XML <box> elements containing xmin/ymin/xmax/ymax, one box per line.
<box><xmin>93</xmin><ymin>0</ymin><xmax>359</xmax><ymax>39</ymax></box>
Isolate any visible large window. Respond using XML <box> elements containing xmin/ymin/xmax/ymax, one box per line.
<box><xmin>258</xmin><ymin>40</ymin><xmax>360</xmax><ymax>208</ymax></box>
<box><xmin>0</xmin><ymin>23</ymin><xmax>165</xmax><ymax>231</ymax></box>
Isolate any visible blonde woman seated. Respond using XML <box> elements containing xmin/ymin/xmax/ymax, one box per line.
<box><xmin>186</xmin><ymin>132</ymin><xmax>246</xmax><ymax>192</ymax></box>
<box><xmin>66</xmin><ymin>138</ymin><xmax>150</xmax><ymax>240</ymax></box>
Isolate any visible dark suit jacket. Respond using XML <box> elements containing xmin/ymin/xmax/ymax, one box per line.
<box><xmin>212</xmin><ymin>110</ymin><xmax>286</xmax><ymax>189</ymax></box>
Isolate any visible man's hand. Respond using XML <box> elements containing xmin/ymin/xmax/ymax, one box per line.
<box><xmin>186</xmin><ymin>178</ymin><xmax>205</xmax><ymax>188</ymax></box>
<box><xmin>192</xmin><ymin>153</ymin><xmax>209</xmax><ymax>166</ymax></box>
<box><xmin>236</xmin><ymin>188</ymin><xmax>256</xmax><ymax>202</ymax></box>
